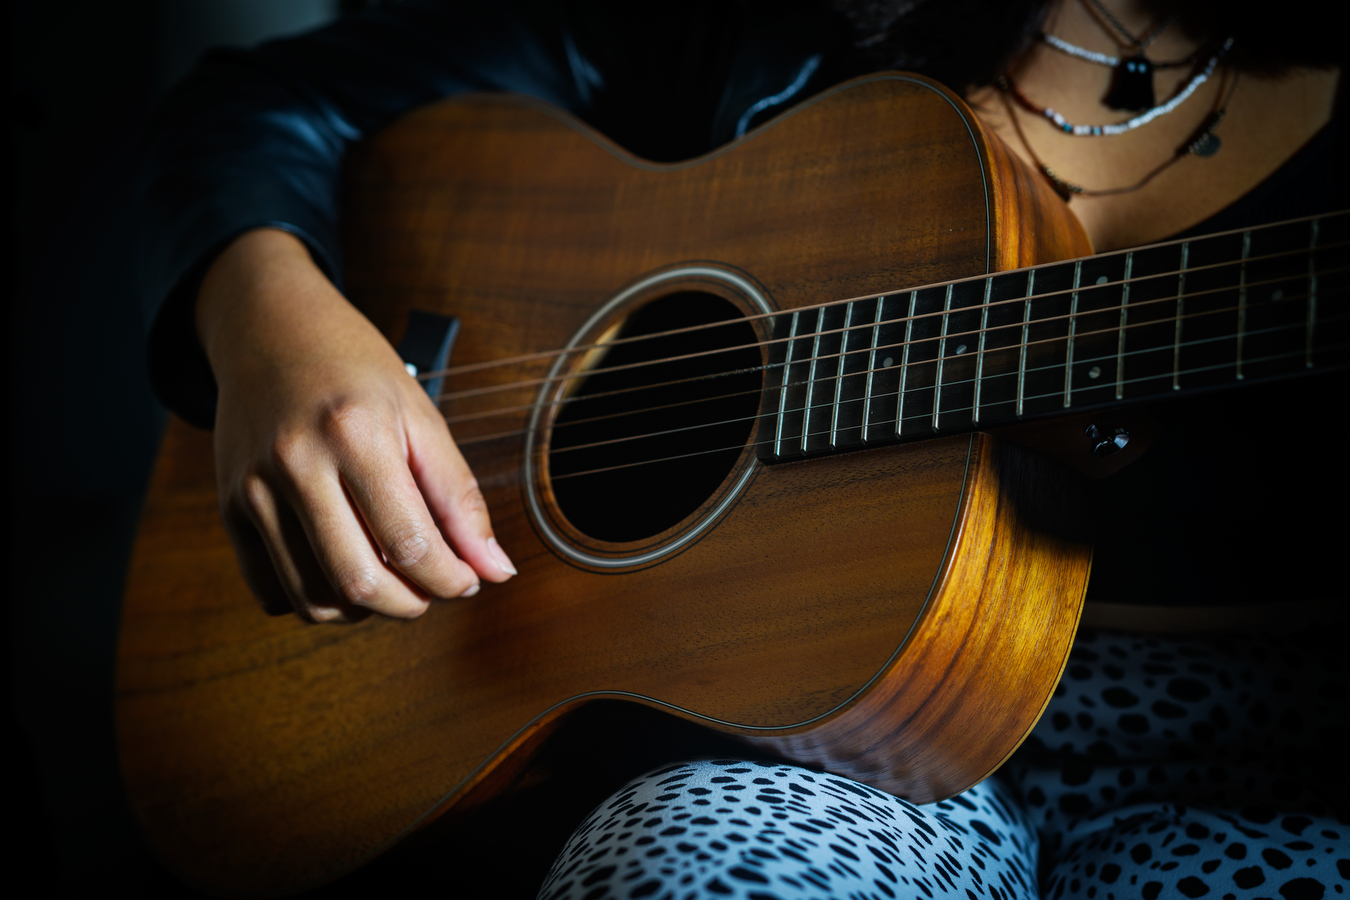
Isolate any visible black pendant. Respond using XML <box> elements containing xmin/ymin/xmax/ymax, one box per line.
<box><xmin>1104</xmin><ymin>53</ymin><xmax>1155</xmax><ymax>111</ymax></box>
<box><xmin>1189</xmin><ymin>131</ymin><xmax>1221</xmax><ymax>157</ymax></box>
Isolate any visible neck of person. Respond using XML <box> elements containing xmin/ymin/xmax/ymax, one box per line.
<box><xmin>966</xmin><ymin>0</ymin><xmax>1338</xmax><ymax>253</ymax></box>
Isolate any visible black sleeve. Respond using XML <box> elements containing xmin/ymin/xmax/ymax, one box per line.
<box><xmin>132</xmin><ymin>0</ymin><xmax>840</xmax><ymax>427</ymax></box>
<box><xmin>137</xmin><ymin>2</ymin><xmax>602</xmax><ymax>427</ymax></box>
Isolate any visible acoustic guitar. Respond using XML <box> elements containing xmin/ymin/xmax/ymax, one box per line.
<box><xmin>115</xmin><ymin>73</ymin><xmax>1347</xmax><ymax>896</ymax></box>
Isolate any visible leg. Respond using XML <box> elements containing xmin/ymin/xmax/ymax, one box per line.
<box><xmin>1002</xmin><ymin>627</ymin><xmax>1349</xmax><ymax>900</ymax></box>
<box><xmin>538</xmin><ymin>758</ymin><xmax>1040</xmax><ymax>900</ymax></box>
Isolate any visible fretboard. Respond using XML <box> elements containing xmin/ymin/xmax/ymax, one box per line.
<box><xmin>764</xmin><ymin>211</ymin><xmax>1349</xmax><ymax>460</ymax></box>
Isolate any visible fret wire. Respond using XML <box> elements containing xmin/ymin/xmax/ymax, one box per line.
<box><xmin>454</xmin><ymin>239</ymin><xmax>1350</xmax><ymax>406</ymax></box>
<box><xmin>1017</xmin><ymin>270</ymin><xmax>1035</xmax><ymax>416</ymax></box>
<box><xmin>1064</xmin><ymin>261</ymin><xmax>1082</xmax><ymax>407</ymax></box>
<box><xmin>802</xmin><ymin>307</ymin><xmax>824</xmax><ymax>454</ymax></box>
<box><xmin>538</xmin><ymin>317</ymin><xmax>1350</xmax><ymax>464</ymax></box>
<box><xmin>896</xmin><ymin>291</ymin><xmax>917</xmax><ymax>436</ymax></box>
<box><xmin>882</xmin><ymin>333</ymin><xmax>1350</xmax><ymax>441</ymax></box>
<box><xmin>806</xmin><ymin>269</ymin><xmax>1340</xmax><ymax>399</ymax></box>
<box><xmin>891</xmin><ymin>265</ymin><xmax>1347</xmax><ymax>378</ymax></box>
<box><xmin>863</xmin><ymin>296</ymin><xmax>883</xmax><ymax>441</ymax></box>
<box><xmin>884</xmin><ymin>317</ymin><xmax>1347</xmax><ymax>431</ymax></box>
<box><xmin>1115</xmin><ymin>252</ymin><xmax>1133</xmax><ymax>400</ymax></box>
<box><xmin>430</xmin><ymin>225</ymin><xmax>1350</xmax><ymax>390</ymax></box>
<box><xmin>786</xmin><ymin>238</ymin><xmax>1342</xmax><ymax>375</ymax></box>
<box><xmin>888</xmin><ymin>339</ymin><xmax>1350</xmax><ymax>436</ymax></box>
<box><xmin>969</xmin><ymin>282</ymin><xmax>1346</xmax><ymax>385</ymax></box>
<box><xmin>1237</xmin><ymin>231</ymin><xmax>1251</xmax><ymax>379</ymax></box>
<box><xmin>795</xmin><ymin>244</ymin><xmax>1347</xmax><ymax>380</ymax></box>
<box><xmin>551</xmin><ymin>335</ymin><xmax>1350</xmax><ymax>482</ymax></box>
<box><xmin>1172</xmin><ymin>242</ymin><xmax>1189</xmax><ymax>390</ymax></box>
<box><xmin>830</xmin><ymin>302</ymin><xmax>854</xmax><ymax>447</ymax></box>
<box><xmin>810</xmin><ymin>311</ymin><xmax>1342</xmax><ymax>425</ymax></box>
<box><xmin>974</xmin><ymin>277</ymin><xmax>992</xmax><ymax>423</ymax></box>
<box><xmin>773</xmin><ymin>310</ymin><xmax>801</xmax><ymax>457</ymax></box>
<box><xmin>1307</xmin><ymin>219</ymin><xmax>1319</xmax><ymax>368</ymax></box>
<box><xmin>1023</xmin><ymin>315</ymin><xmax>1341</xmax><ymax>389</ymax></box>
<box><xmin>444</xmin><ymin>245</ymin><xmax>1349</xmax><ymax>418</ymax></box>
<box><xmin>494</xmin><ymin>279</ymin><xmax>1339</xmax><ymax>447</ymax></box>
<box><xmin>933</xmin><ymin>284</ymin><xmax>954</xmax><ymax>431</ymax></box>
<box><xmin>522</xmin><ymin>277</ymin><xmax>1347</xmax><ymax>438</ymax></box>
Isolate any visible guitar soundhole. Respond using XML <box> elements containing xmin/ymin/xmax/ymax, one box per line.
<box><xmin>549</xmin><ymin>291</ymin><xmax>762</xmax><ymax>543</ymax></box>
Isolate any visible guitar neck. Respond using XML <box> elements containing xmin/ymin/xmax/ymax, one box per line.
<box><xmin>765</xmin><ymin>210</ymin><xmax>1350</xmax><ymax>459</ymax></box>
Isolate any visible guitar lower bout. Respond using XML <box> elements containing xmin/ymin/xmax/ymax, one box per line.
<box><xmin>118</xmin><ymin>74</ymin><xmax>1098</xmax><ymax>896</ymax></box>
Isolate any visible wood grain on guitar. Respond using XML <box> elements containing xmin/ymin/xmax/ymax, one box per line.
<box><xmin>117</xmin><ymin>74</ymin><xmax>1345</xmax><ymax>896</ymax></box>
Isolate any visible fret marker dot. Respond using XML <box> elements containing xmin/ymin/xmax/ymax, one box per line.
<box><xmin>1095</xmin><ymin>276</ymin><xmax>1109</xmax><ymax>285</ymax></box>
<box><xmin>1088</xmin><ymin>366</ymin><xmax>1102</xmax><ymax>379</ymax></box>
<box><xmin>1272</xmin><ymin>289</ymin><xmax>1284</xmax><ymax>301</ymax></box>
<box><xmin>883</xmin><ymin>356</ymin><xmax>894</xmax><ymax>367</ymax></box>
<box><xmin>954</xmin><ymin>343</ymin><xmax>967</xmax><ymax>355</ymax></box>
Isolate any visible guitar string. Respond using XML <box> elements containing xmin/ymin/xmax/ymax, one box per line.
<box><xmin>417</xmin><ymin>210</ymin><xmax>1343</xmax><ymax>384</ymax></box>
<box><xmin>415</xmin><ymin>214</ymin><xmax>1345</xmax><ymax>388</ymax></box>
<box><xmin>470</xmin><ymin>309</ymin><xmax>1348</xmax><ymax>454</ymax></box>
<box><xmin>427</xmin><ymin>236</ymin><xmax>1336</xmax><ymax>393</ymax></box>
<box><xmin>456</xmin><ymin>277</ymin><xmax>1349</xmax><ymax>449</ymax></box>
<box><xmin>431</xmin><ymin>265</ymin><xmax>1347</xmax><ymax>434</ymax></box>
<box><xmin>539</xmin><ymin>313</ymin><xmax>1346</xmax><ymax>462</ymax></box>
<box><xmin>530</xmin><ymin>309</ymin><xmax>1350</xmax><ymax>461</ymax></box>
<box><xmin>452</xmin><ymin>276</ymin><xmax>1341</xmax><ymax>444</ymax></box>
<box><xmin>457</xmin><ymin>289</ymin><xmax>1348</xmax><ymax>457</ymax></box>
<box><xmin>428</xmin><ymin>238</ymin><xmax>1347</xmax><ymax>406</ymax></box>
<box><xmin>545</xmin><ymin>335</ymin><xmax>1350</xmax><ymax>482</ymax></box>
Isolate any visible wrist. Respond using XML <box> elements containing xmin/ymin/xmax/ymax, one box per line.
<box><xmin>196</xmin><ymin>227</ymin><xmax>337</xmax><ymax>381</ymax></box>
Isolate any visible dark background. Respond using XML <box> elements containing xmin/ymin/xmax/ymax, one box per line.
<box><xmin>8</xmin><ymin>1</ymin><xmax>1346</xmax><ymax>895</ymax></box>
<box><xmin>5</xmin><ymin>10</ymin><xmax>744</xmax><ymax>895</ymax></box>
<box><xmin>6</xmin><ymin>2</ymin><xmax>352</xmax><ymax>894</ymax></box>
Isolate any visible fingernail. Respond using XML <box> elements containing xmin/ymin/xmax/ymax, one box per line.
<box><xmin>459</xmin><ymin>582</ymin><xmax>481</xmax><ymax>598</ymax></box>
<box><xmin>487</xmin><ymin>537</ymin><xmax>518</xmax><ymax>577</ymax></box>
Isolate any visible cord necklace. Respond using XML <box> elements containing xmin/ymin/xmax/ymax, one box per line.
<box><xmin>1080</xmin><ymin>0</ymin><xmax>1179</xmax><ymax>110</ymax></box>
<box><xmin>1002</xmin><ymin>37</ymin><xmax>1231</xmax><ymax>137</ymax></box>
<box><xmin>999</xmin><ymin>68</ymin><xmax>1239</xmax><ymax>201</ymax></box>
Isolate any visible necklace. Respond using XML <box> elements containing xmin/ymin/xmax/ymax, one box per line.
<box><xmin>1004</xmin><ymin>37</ymin><xmax>1231</xmax><ymax>136</ymax></box>
<box><xmin>1084</xmin><ymin>0</ymin><xmax>1170</xmax><ymax>49</ymax></box>
<box><xmin>1041</xmin><ymin>33</ymin><xmax>1197</xmax><ymax>71</ymax></box>
<box><xmin>1080</xmin><ymin>0</ymin><xmax>1177</xmax><ymax>110</ymax></box>
<box><xmin>1000</xmin><ymin>69</ymin><xmax>1239</xmax><ymax>201</ymax></box>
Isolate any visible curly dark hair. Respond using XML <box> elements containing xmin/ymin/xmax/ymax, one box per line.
<box><xmin>831</xmin><ymin>0</ymin><xmax>1343</xmax><ymax>91</ymax></box>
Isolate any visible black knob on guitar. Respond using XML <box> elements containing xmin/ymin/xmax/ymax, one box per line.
<box><xmin>1085</xmin><ymin>421</ymin><xmax>1131</xmax><ymax>458</ymax></box>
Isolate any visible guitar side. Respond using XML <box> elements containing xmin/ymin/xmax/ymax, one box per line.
<box><xmin>116</xmin><ymin>75</ymin><xmax>1092</xmax><ymax>896</ymax></box>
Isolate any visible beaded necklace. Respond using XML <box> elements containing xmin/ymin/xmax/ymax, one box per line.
<box><xmin>999</xmin><ymin>68</ymin><xmax>1239</xmax><ymax>201</ymax></box>
<box><xmin>1041</xmin><ymin>33</ymin><xmax>1197</xmax><ymax>72</ymax></box>
<box><xmin>1003</xmin><ymin>37</ymin><xmax>1232</xmax><ymax>137</ymax></box>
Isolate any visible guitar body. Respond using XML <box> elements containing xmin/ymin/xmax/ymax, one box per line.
<box><xmin>117</xmin><ymin>75</ymin><xmax>1094</xmax><ymax>896</ymax></box>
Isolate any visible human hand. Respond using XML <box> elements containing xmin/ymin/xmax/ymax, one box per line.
<box><xmin>196</xmin><ymin>227</ymin><xmax>515</xmax><ymax>622</ymax></box>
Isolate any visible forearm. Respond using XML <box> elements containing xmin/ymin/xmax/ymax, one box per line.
<box><xmin>138</xmin><ymin>1</ymin><xmax>587</xmax><ymax>426</ymax></box>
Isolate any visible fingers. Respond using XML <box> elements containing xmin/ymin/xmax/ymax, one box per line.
<box><xmin>408</xmin><ymin>412</ymin><xmax>517</xmax><ymax>584</ymax></box>
<box><xmin>225</xmin><ymin>400</ymin><xmax>509</xmax><ymax>622</ymax></box>
<box><xmin>221</xmin><ymin>508</ymin><xmax>293</xmax><ymax>617</ymax></box>
<box><xmin>332</xmin><ymin>413</ymin><xmax>483</xmax><ymax>601</ymax></box>
<box><xmin>232</xmin><ymin>473</ymin><xmax>430</xmax><ymax>622</ymax></box>
<box><xmin>225</xmin><ymin>480</ymin><xmax>369</xmax><ymax>623</ymax></box>
<box><xmin>291</xmin><ymin>473</ymin><xmax>436</xmax><ymax>619</ymax></box>
<box><xmin>200</xmin><ymin>228</ymin><xmax>515</xmax><ymax>625</ymax></box>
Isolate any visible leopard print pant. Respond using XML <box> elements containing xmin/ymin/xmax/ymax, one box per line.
<box><xmin>538</xmin><ymin>629</ymin><xmax>1347</xmax><ymax>899</ymax></box>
